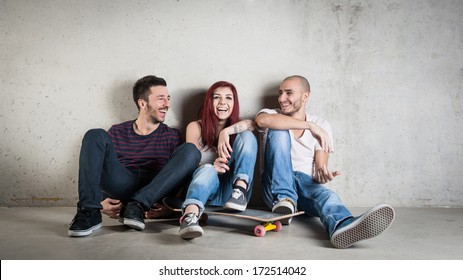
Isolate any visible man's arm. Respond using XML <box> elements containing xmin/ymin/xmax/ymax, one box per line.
<box><xmin>255</xmin><ymin>112</ymin><xmax>333</xmax><ymax>152</ymax></box>
<box><xmin>313</xmin><ymin>150</ymin><xmax>341</xmax><ymax>184</ymax></box>
<box><xmin>255</xmin><ymin>112</ymin><xmax>311</xmax><ymax>130</ymax></box>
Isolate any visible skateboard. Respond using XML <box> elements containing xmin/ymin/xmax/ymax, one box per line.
<box><xmin>162</xmin><ymin>197</ymin><xmax>305</xmax><ymax>237</ymax></box>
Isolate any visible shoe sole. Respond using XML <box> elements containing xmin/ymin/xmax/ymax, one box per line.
<box><xmin>119</xmin><ymin>218</ymin><xmax>145</xmax><ymax>230</ymax></box>
<box><xmin>68</xmin><ymin>223</ymin><xmax>102</xmax><ymax>237</ymax></box>
<box><xmin>180</xmin><ymin>226</ymin><xmax>203</xmax><ymax>240</ymax></box>
<box><xmin>224</xmin><ymin>202</ymin><xmax>246</xmax><ymax>212</ymax></box>
<box><xmin>330</xmin><ymin>204</ymin><xmax>395</xmax><ymax>249</ymax></box>
<box><xmin>273</xmin><ymin>205</ymin><xmax>293</xmax><ymax>225</ymax></box>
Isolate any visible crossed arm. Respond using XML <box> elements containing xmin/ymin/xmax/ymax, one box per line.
<box><xmin>255</xmin><ymin>112</ymin><xmax>339</xmax><ymax>183</ymax></box>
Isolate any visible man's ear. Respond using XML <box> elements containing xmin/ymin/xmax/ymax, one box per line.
<box><xmin>137</xmin><ymin>99</ymin><xmax>146</xmax><ymax>110</ymax></box>
<box><xmin>303</xmin><ymin>91</ymin><xmax>310</xmax><ymax>102</ymax></box>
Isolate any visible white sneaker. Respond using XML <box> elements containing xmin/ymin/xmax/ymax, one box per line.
<box><xmin>272</xmin><ymin>199</ymin><xmax>295</xmax><ymax>225</ymax></box>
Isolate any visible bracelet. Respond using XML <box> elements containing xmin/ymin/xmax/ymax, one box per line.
<box><xmin>307</xmin><ymin>121</ymin><xmax>311</xmax><ymax>131</ymax></box>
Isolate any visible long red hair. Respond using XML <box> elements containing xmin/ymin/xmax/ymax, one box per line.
<box><xmin>201</xmin><ymin>81</ymin><xmax>240</xmax><ymax>150</ymax></box>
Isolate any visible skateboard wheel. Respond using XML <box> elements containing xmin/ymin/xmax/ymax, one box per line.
<box><xmin>254</xmin><ymin>225</ymin><xmax>266</xmax><ymax>237</ymax></box>
<box><xmin>274</xmin><ymin>221</ymin><xmax>282</xmax><ymax>232</ymax></box>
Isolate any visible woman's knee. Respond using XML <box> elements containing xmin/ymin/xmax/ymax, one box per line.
<box><xmin>234</xmin><ymin>131</ymin><xmax>257</xmax><ymax>152</ymax></box>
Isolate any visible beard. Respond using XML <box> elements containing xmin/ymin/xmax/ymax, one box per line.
<box><xmin>147</xmin><ymin>104</ymin><xmax>167</xmax><ymax>124</ymax></box>
<box><xmin>281</xmin><ymin>100</ymin><xmax>303</xmax><ymax>116</ymax></box>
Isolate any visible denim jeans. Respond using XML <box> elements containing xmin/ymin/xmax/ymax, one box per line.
<box><xmin>77</xmin><ymin>129</ymin><xmax>201</xmax><ymax>210</ymax></box>
<box><xmin>182</xmin><ymin>131</ymin><xmax>257</xmax><ymax>215</ymax></box>
<box><xmin>261</xmin><ymin>129</ymin><xmax>352</xmax><ymax>237</ymax></box>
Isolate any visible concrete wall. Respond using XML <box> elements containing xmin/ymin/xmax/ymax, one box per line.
<box><xmin>1</xmin><ymin>0</ymin><xmax>462</xmax><ymax>207</ymax></box>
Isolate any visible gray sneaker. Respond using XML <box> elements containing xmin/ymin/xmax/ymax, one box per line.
<box><xmin>179</xmin><ymin>213</ymin><xmax>203</xmax><ymax>239</ymax></box>
<box><xmin>272</xmin><ymin>199</ymin><xmax>295</xmax><ymax>225</ymax></box>
<box><xmin>224</xmin><ymin>188</ymin><xmax>248</xmax><ymax>211</ymax></box>
<box><xmin>330</xmin><ymin>204</ymin><xmax>395</xmax><ymax>249</ymax></box>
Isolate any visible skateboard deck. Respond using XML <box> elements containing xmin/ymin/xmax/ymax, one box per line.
<box><xmin>162</xmin><ymin>197</ymin><xmax>305</xmax><ymax>237</ymax></box>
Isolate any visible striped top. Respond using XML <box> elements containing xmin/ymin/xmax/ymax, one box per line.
<box><xmin>107</xmin><ymin>120</ymin><xmax>181</xmax><ymax>173</ymax></box>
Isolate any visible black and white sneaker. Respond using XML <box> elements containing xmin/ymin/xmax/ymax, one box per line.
<box><xmin>272</xmin><ymin>199</ymin><xmax>295</xmax><ymax>225</ymax></box>
<box><xmin>224</xmin><ymin>187</ymin><xmax>248</xmax><ymax>211</ymax></box>
<box><xmin>68</xmin><ymin>208</ymin><xmax>102</xmax><ymax>237</ymax></box>
<box><xmin>119</xmin><ymin>201</ymin><xmax>145</xmax><ymax>230</ymax></box>
<box><xmin>179</xmin><ymin>213</ymin><xmax>203</xmax><ymax>239</ymax></box>
<box><xmin>330</xmin><ymin>204</ymin><xmax>395</xmax><ymax>249</ymax></box>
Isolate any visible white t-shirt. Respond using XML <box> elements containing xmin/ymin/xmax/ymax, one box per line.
<box><xmin>257</xmin><ymin>108</ymin><xmax>334</xmax><ymax>176</ymax></box>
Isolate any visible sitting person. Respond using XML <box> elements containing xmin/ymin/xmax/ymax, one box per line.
<box><xmin>178</xmin><ymin>81</ymin><xmax>257</xmax><ymax>239</ymax></box>
<box><xmin>68</xmin><ymin>75</ymin><xmax>200</xmax><ymax>237</ymax></box>
<box><xmin>255</xmin><ymin>75</ymin><xmax>394</xmax><ymax>248</ymax></box>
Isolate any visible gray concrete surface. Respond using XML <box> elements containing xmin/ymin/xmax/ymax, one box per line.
<box><xmin>2</xmin><ymin>0</ymin><xmax>463</xmax><ymax>208</ymax></box>
<box><xmin>1</xmin><ymin>207</ymin><xmax>462</xmax><ymax>260</ymax></box>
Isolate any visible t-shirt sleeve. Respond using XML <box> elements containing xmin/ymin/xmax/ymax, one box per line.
<box><xmin>255</xmin><ymin>108</ymin><xmax>278</xmax><ymax>133</ymax></box>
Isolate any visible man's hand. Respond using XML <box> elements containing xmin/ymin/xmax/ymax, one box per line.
<box><xmin>313</xmin><ymin>165</ymin><xmax>341</xmax><ymax>184</ymax></box>
<box><xmin>214</xmin><ymin>157</ymin><xmax>230</xmax><ymax>174</ymax></box>
<box><xmin>145</xmin><ymin>203</ymin><xmax>173</xmax><ymax>219</ymax></box>
<box><xmin>100</xmin><ymin>198</ymin><xmax>122</xmax><ymax>219</ymax></box>
<box><xmin>308</xmin><ymin>123</ymin><xmax>333</xmax><ymax>153</ymax></box>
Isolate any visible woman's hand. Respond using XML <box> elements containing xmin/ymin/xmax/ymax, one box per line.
<box><xmin>213</xmin><ymin>157</ymin><xmax>230</xmax><ymax>174</ymax></box>
<box><xmin>218</xmin><ymin>130</ymin><xmax>233</xmax><ymax>159</ymax></box>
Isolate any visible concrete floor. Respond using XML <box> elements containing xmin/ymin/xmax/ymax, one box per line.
<box><xmin>0</xmin><ymin>207</ymin><xmax>462</xmax><ymax>260</ymax></box>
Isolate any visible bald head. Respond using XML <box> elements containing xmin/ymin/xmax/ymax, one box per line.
<box><xmin>283</xmin><ymin>75</ymin><xmax>311</xmax><ymax>93</ymax></box>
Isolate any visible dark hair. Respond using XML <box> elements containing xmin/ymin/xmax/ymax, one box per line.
<box><xmin>201</xmin><ymin>81</ymin><xmax>240</xmax><ymax>149</ymax></box>
<box><xmin>132</xmin><ymin>75</ymin><xmax>167</xmax><ymax>109</ymax></box>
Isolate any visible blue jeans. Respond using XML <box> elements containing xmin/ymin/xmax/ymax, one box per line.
<box><xmin>77</xmin><ymin>129</ymin><xmax>201</xmax><ymax>210</ymax></box>
<box><xmin>182</xmin><ymin>131</ymin><xmax>257</xmax><ymax>215</ymax></box>
<box><xmin>261</xmin><ymin>129</ymin><xmax>352</xmax><ymax>237</ymax></box>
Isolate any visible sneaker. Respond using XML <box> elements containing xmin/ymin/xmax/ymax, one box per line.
<box><xmin>179</xmin><ymin>213</ymin><xmax>203</xmax><ymax>239</ymax></box>
<box><xmin>272</xmin><ymin>199</ymin><xmax>295</xmax><ymax>225</ymax></box>
<box><xmin>330</xmin><ymin>204</ymin><xmax>395</xmax><ymax>249</ymax></box>
<box><xmin>68</xmin><ymin>208</ymin><xmax>102</xmax><ymax>237</ymax></box>
<box><xmin>119</xmin><ymin>201</ymin><xmax>145</xmax><ymax>230</ymax></box>
<box><xmin>224</xmin><ymin>187</ymin><xmax>248</xmax><ymax>211</ymax></box>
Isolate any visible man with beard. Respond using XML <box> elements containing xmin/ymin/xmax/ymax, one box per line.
<box><xmin>68</xmin><ymin>75</ymin><xmax>200</xmax><ymax>237</ymax></box>
<box><xmin>255</xmin><ymin>75</ymin><xmax>394</xmax><ymax>248</ymax></box>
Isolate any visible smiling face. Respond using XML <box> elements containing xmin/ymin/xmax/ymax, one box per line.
<box><xmin>212</xmin><ymin>86</ymin><xmax>234</xmax><ymax>121</ymax></box>
<box><xmin>142</xmin><ymin>86</ymin><xmax>170</xmax><ymax>124</ymax></box>
<box><xmin>278</xmin><ymin>77</ymin><xmax>309</xmax><ymax>117</ymax></box>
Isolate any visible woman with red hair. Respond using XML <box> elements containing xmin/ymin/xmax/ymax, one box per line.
<box><xmin>179</xmin><ymin>81</ymin><xmax>257</xmax><ymax>239</ymax></box>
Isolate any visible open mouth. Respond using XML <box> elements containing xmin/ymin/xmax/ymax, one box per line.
<box><xmin>280</xmin><ymin>103</ymin><xmax>290</xmax><ymax>109</ymax></box>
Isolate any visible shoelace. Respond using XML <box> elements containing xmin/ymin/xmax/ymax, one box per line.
<box><xmin>184</xmin><ymin>213</ymin><xmax>199</xmax><ymax>225</ymax></box>
<box><xmin>231</xmin><ymin>189</ymin><xmax>244</xmax><ymax>199</ymax></box>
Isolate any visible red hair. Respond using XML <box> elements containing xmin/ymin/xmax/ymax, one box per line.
<box><xmin>201</xmin><ymin>81</ymin><xmax>240</xmax><ymax>150</ymax></box>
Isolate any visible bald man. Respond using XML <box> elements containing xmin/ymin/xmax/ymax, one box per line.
<box><xmin>255</xmin><ymin>75</ymin><xmax>394</xmax><ymax>249</ymax></box>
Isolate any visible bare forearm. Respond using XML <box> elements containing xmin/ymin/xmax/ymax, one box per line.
<box><xmin>314</xmin><ymin>150</ymin><xmax>329</xmax><ymax>169</ymax></box>
<box><xmin>224</xmin><ymin>119</ymin><xmax>256</xmax><ymax>135</ymax></box>
<box><xmin>255</xmin><ymin>113</ymin><xmax>310</xmax><ymax>130</ymax></box>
